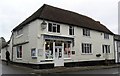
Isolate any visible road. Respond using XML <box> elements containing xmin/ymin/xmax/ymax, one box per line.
<box><xmin>67</xmin><ymin>68</ymin><xmax>120</xmax><ymax>74</ymax></box>
<box><xmin>1</xmin><ymin>60</ymin><xmax>35</xmax><ymax>75</ymax></box>
<box><xmin>0</xmin><ymin>60</ymin><xmax>120</xmax><ymax>75</ymax></box>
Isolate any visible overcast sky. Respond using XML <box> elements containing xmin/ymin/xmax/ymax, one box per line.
<box><xmin>0</xmin><ymin>0</ymin><xmax>119</xmax><ymax>41</ymax></box>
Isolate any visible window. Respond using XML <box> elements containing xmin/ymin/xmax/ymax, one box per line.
<box><xmin>104</xmin><ymin>33</ymin><xmax>109</xmax><ymax>39</ymax></box>
<box><xmin>16</xmin><ymin>46</ymin><xmax>22</xmax><ymax>58</ymax></box>
<box><xmin>69</xmin><ymin>26</ymin><xmax>74</xmax><ymax>35</ymax></box>
<box><xmin>16</xmin><ymin>29</ymin><xmax>23</xmax><ymax>36</ymax></box>
<box><xmin>64</xmin><ymin>42</ymin><xmax>71</xmax><ymax>58</ymax></box>
<box><xmin>102</xmin><ymin>45</ymin><xmax>110</xmax><ymax>53</ymax></box>
<box><xmin>48</xmin><ymin>23</ymin><xmax>60</xmax><ymax>33</ymax></box>
<box><xmin>82</xmin><ymin>43</ymin><xmax>92</xmax><ymax>54</ymax></box>
<box><xmin>31</xmin><ymin>48</ymin><xmax>37</xmax><ymax>57</ymax></box>
<box><xmin>83</xmin><ymin>29</ymin><xmax>90</xmax><ymax>36</ymax></box>
<box><xmin>118</xmin><ymin>42</ymin><xmax>120</xmax><ymax>47</ymax></box>
<box><xmin>45</xmin><ymin>40</ymin><xmax>53</xmax><ymax>59</ymax></box>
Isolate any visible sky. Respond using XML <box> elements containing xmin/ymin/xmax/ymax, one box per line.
<box><xmin>0</xmin><ymin>0</ymin><xmax>119</xmax><ymax>41</ymax></box>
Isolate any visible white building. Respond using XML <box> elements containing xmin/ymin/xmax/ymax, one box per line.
<box><xmin>114</xmin><ymin>34</ymin><xmax>120</xmax><ymax>63</ymax></box>
<box><xmin>0</xmin><ymin>37</ymin><xmax>7</xmax><ymax>59</ymax></box>
<box><xmin>1</xmin><ymin>4</ymin><xmax>115</xmax><ymax>67</ymax></box>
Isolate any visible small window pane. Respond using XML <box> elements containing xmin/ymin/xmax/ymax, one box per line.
<box><xmin>31</xmin><ymin>48</ymin><xmax>36</xmax><ymax>57</ymax></box>
<box><xmin>57</xmin><ymin>25</ymin><xmax>60</xmax><ymax>33</ymax></box>
<box><xmin>48</xmin><ymin>23</ymin><xmax>52</xmax><ymax>32</ymax></box>
<box><xmin>69</xmin><ymin>26</ymin><xmax>74</xmax><ymax>35</ymax></box>
<box><xmin>53</xmin><ymin>26</ymin><xmax>56</xmax><ymax>32</ymax></box>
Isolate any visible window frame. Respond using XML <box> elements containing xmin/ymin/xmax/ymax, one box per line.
<box><xmin>69</xmin><ymin>26</ymin><xmax>74</xmax><ymax>35</ymax></box>
<box><xmin>102</xmin><ymin>45</ymin><xmax>110</xmax><ymax>53</ymax></box>
<box><xmin>83</xmin><ymin>28</ymin><xmax>90</xmax><ymax>36</ymax></box>
<box><xmin>82</xmin><ymin>43</ymin><xmax>92</xmax><ymax>54</ymax></box>
<box><xmin>104</xmin><ymin>33</ymin><xmax>109</xmax><ymax>39</ymax></box>
<box><xmin>31</xmin><ymin>48</ymin><xmax>37</xmax><ymax>58</ymax></box>
<box><xmin>48</xmin><ymin>22</ymin><xmax>60</xmax><ymax>33</ymax></box>
<box><xmin>64</xmin><ymin>42</ymin><xmax>71</xmax><ymax>58</ymax></box>
<box><xmin>16</xmin><ymin>45</ymin><xmax>22</xmax><ymax>59</ymax></box>
<box><xmin>45</xmin><ymin>41</ymin><xmax>53</xmax><ymax>59</ymax></box>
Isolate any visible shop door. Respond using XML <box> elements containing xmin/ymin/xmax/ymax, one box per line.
<box><xmin>54</xmin><ymin>46</ymin><xmax>64</xmax><ymax>67</ymax></box>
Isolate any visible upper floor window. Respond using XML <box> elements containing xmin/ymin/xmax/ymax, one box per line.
<box><xmin>16</xmin><ymin>29</ymin><xmax>23</xmax><ymax>36</ymax></box>
<box><xmin>104</xmin><ymin>33</ymin><xmax>109</xmax><ymax>39</ymax></box>
<box><xmin>16</xmin><ymin>45</ymin><xmax>22</xmax><ymax>58</ymax></box>
<box><xmin>69</xmin><ymin>26</ymin><xmax>74</xmax><ymax>35</ymax></box>
<box><xmin>102</xmin><ymin>45</ymin><xmax>110</xmax><ymax>53</ymax></box>
<box><xmin>48</xmin><ymin>23</ymin><xmax>60</xmax><ymax>33</ymax></box>
<box><xmin>82</xmin><ymin>43</ymin><xmax>92</xmax><ymax>54</ymax></box>
<box><xmin>83</xmin><ymin>28</ymin><xmax>90</xmax><ymax>36</ymax></box>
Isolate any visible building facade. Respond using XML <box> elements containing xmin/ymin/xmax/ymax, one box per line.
<box><xmin>1</xmin><ymin>4</ymin><xmax>115</xmax><ymax>67</ymax></box>
<box><xmin>114</xmin><ymin>35</ymin><xmax>120</xmax><ymax>63</ymax></box>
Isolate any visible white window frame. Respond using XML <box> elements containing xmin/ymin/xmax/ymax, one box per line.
<box><xmin>82</xmin><ymin>43</ymin><xmax>92</xmax><ymax>54</ymax></box>
<box><xmin>64</xmin><ymin>42</ymin><xmax>71</xmax><ymax>58</ymax></box>
<box><xmin>45</xmin><ymin>41</ymin><xmax>53</xmax><ymax>59</ymax></box>
<box><xmin>69</xmin><ymin>26</ymin><xmax>74</xmax><ymax>35</ymax></box>
<box><xmin>102</xmin><ymin>45</ymin><xmax>110</xmax><ymax>53</ymax></box>
<box><xmin>83</xmin><ymin>28</ymin><xmax>90</xmax><ymax>36</ymax></box>
<box><xmin>104</xmin><ymin>33</ymin><xmax>109</xmax><ymax>39</ymax></box>
<box><xmin>48</xmin><ymin>22</ymin><xmax>60</xmax><ymax>33</ymax></box>
<box><xmin>16</xmin><ymin>45</ymin><xmax>22</xmax><ymax>59</ymax></box>
<box><xmin>31</xmin><ymin>48</ymin><xmax>37</xmax><ymax>57</ymax></box>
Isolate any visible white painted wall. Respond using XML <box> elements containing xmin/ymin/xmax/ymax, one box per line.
<box><xmin>11</xmin><ymin>19</ymin><xmax>114</xmax><ymax>64</ymax></box>
<box><xmin>40</xmin><ymin>20</ymin><xmax>114</xmax><ymax>63</ymax></box>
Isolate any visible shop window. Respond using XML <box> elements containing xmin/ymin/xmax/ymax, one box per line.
<box><xmin>45</xmin><ymin>41</ymin><xmax>53</xmax><ymax>59</ymax></box>
<box><xmin>64</xmin><ymin>42</ymin><xmax>71</xmax><ymax>58</ymax></box>
<box><xmin>16</xmin><ymin>45</ymin><xmax>22</xmax><ymax>58</ymax></box>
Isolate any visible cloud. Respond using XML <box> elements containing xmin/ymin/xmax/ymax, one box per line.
<box><xmin>0</xmin><ymin>0</ymin><xmax>119</xmax><ymax>41</ymax></box>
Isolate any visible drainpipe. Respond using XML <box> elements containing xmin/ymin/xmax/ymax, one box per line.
<box><xmin>11</xmin><ymin>32</ymin><xmax>14</xmax><ymax>61</ymax></box>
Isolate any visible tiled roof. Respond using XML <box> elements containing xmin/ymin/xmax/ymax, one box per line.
<box><xmin>13</xmin><ymin>4</ymin><xmax>114</xmax><ymax>35</ymax></box>
<box><xmin>114</xmin><ymin>34</ymin><xmax>120</xmax><ymax>41</ymax></box>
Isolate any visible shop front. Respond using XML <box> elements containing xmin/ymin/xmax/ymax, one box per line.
<box><xmin>44</xmin><ymin>35</ymin><xmax>74</xmax><ymax>67</ymax></box>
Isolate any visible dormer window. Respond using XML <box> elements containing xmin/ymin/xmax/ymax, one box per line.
<box><xmin>104</xmin><ymin>33</ymin><xmax>109</xmax><ymax>39</ymax></box>
<box><xmin>83</xmin><ymin>28</ymin><xmax>90</xmax><ymax>36</ymax></box>
<box><xmin>48</xmin><ymin>23</ymin><xmax>60</xmax><ymax>33</ymax></box>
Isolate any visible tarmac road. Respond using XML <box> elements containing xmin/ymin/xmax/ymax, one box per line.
<box><xmin>1</xmin><ymin>60</ymin><xmax>35</xmax><ymax>74</ymax></box>
<box><xmin>66</xmin><ymin>67</ymin><xmax>120</xmax><ymax>74</ymax></box>
<box><xmin>1</xmin><ymin>59</ymin><xmax>120</xmax><ymax>76</ymax></box>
